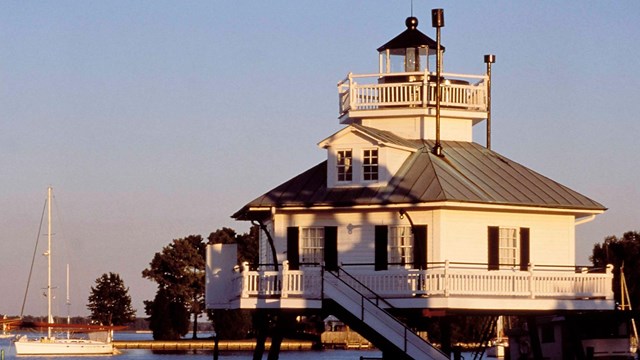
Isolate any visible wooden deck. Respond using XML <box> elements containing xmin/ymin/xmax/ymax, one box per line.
<box><xmin>113</xmin><ymin>339</ymin><xmax>315</xmax><ymax>351</ymax></box>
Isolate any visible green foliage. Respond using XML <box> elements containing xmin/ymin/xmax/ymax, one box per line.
<box><xmin>87</xmin><ymin>272</ymin><xmax>136</xmax><ymax>326</ymax></box>
<box><xmin>142</xmin><ymin>235</ymin><xmax>206</xmax><ymax>301</ymax></box>
<box><xmin>142</xmin><ymin>235</ymin><xmax>206</xmax><ymax>340</ymax></box>
<box><xmin>591</xmin><ymin>231</ymin><xmax>640</xmax><ymax>309</ymax></box>
<box><xmin>207</xmin><ymin>226</ymin><xmax>259</xmax><ymax>266</ymax></box>
<box><xmin>142</xmin><ymin>228</ymin><xmax>259</xmax><ymax>340</ymax></box>
<box><xmin>144</xmin><ymin>288</ymin><xmax>190</xmax><ymax>340</ymax></box>
<box><xmin>209</xmin><ymin>309</ymin><xmax>254</xmax><ymax>339</ymax></box>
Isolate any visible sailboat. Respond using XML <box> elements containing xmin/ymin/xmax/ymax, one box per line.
<box><xmin>14</xmin><ymin>187</ymin><xmax>116</xmax><ymax>355</ymax></box>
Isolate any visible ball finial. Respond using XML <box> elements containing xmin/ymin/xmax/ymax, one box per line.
<box><xmin>405</xmin><ymin>17</ymin><xmax>418</xmax><ymax>30</ymax></box>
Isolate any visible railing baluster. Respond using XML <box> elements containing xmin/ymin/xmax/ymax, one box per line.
<box><xmin>529</xmin><ymin>263</ymin><xmax>535</xmax><ymax>299</ymax></box>
<box><xmin>281</xmin><ymin>261</ymin><xmax>289</xmax><ymax>298</ymax></box>
<box><xmin>236</xmin><ymin>261</ymin><xmax>613</xmax><ymax>302</ymax></box>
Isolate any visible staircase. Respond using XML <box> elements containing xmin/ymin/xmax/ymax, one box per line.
<box><xmin>323</xmin><ymin>268</ymin><xmax>448</xmax><ymax>360</ymax></box>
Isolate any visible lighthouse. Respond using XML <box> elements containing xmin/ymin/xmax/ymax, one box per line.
<box><xmin>208</xmin><ymin>10</ymin><xmax>613</xmax><ymax>359</ymax></box>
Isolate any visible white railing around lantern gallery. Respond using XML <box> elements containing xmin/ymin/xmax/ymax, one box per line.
<box><xmin>337</xmin><ymin>71</ymin><xmax>488</xmax><ymax>115</ymax></box>
<box><xmin>233</xmin><ymin>261</ymin><xmax>613</xmax><ymax>302</ymax></box>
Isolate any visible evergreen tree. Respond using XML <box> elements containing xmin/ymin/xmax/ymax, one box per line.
<box><xmin>87</xmin><ymin>272</ymin><xmax>136</xmax><ymax>326</ymax></box>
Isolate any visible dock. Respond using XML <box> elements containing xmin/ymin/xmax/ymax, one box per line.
<box><xmin>113</xmin><ymin>339</ymin><xmax>315</xmax><ymax>351</ymax></box>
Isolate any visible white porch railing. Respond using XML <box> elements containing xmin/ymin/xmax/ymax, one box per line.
<box><xmin>233</xmin><ymin>261</ymin><xmax>613</xmax><ymax>302</ymax></box>
<box><xmin>337</xmin><ymin>71</ymin><xmax>488</xmax><ymax>115</ymax></box>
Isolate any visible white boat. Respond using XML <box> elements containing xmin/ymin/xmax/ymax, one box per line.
<box><xmin>14</xmin><ymin>335</ymin><xmax>114</xmax><ymax>355</ymax></box>
<box><xmin>14</xmin><ymin>187</ymin><xmax>116</xmax><ymax>356</ymax></box>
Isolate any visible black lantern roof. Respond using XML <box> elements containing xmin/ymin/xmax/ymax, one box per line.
<box><xmin>377</xmin><ymin>17</ymin><xmax>444</xmax><ymax>54</ymax></box>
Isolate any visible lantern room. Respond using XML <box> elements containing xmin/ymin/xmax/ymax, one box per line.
<box><xmin>377</xmin><ymin>16</ymin><xmax>443</xmax><ymax>77</ymax></box>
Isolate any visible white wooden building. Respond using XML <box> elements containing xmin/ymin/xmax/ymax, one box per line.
<box><xmin>207</xmin><ymin>12</ymin><xmax>614</xmax><ymax>359</ymax></box>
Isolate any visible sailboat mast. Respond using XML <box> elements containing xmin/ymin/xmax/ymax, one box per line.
<box><xmin>47</xmin><ymin>186</ymin><xmax>53</xmax><ymax>338</ymax></box>
<box><xmin>67</xmin><ymin>264</ymin><xmax>70</xmax><ymax>320</ymax></box>
<box><xmin>67</xmin><ymin>263</ymin><xmax>71</xmax><ymax>339</ymax></box>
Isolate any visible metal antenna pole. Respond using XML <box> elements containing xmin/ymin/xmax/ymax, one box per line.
<box><xmin>432</xmin><ymin>9</ymin><xmax>444</xmax><ymax>156</ymax></box>
<box><xmin>484</xmin><ymin>54</ymin><xmax>496</xmax><ymax>150</ymax></box>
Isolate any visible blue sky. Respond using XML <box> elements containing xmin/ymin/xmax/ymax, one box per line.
<box><xmin>1</xmin><ymin>1</ymin><xmax>639</xmax><ymax>317</ymax></box>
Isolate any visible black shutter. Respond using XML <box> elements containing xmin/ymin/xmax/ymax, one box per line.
<box><xmin>520</xmin><ymin>227</ymin><xmax>530</xmax><ymax>271</ymax></box>
<box><xmin>413</xmin><ymin>225</ymin><xmax>428</xmax><ymax>270</ymax></box>
<box><xmin>375</xmin><ymin>225</ymin><xmax>388</xmax><ymax>271</ymax></box>
<box><xmin>488</xmin><ymin>226</ymin><xmax>499</xmax><ymax>270</ymax></box>
<box><xmin>324</xmin><ymin>226</ymin><xmax>338</xmax><ymax>271</ymax></box>
<box><xmin>287</xmin><ymin>227</ymin><xmax>299</xmax><ymax>270</ymax></box>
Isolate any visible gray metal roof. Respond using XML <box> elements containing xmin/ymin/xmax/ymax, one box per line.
<box><xmin>233</xmin><ymin>139</ymin><xmax>605</xmax><ymax>220</ymax></box>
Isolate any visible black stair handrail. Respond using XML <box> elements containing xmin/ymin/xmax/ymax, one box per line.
<box><xmin>331</xmin><ymin>267</ymin><xmax>397</xmax><ymax>310</ymax></box>
<box><xmin>472</xmin><ymin>316</ymin><xmax>498</xmax><ymax>360</ymax></box>
<box><xmin>323</xmin><ymin>266</ymin><xmax>446</xmax><ymax>358</ymax></box>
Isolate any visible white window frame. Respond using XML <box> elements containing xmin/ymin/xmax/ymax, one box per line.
<box><xmin>499</xmin><ymin>227</ymin><xmax>518</xmax><ymax>268</ymax></box>
<box><xmin>301</xmin><ymin>227</ymin><xmax>324</xmax><ymax>266</ymax></box>
<box><xmin>336</xmin><ymin>149</ymin><xmax>353</xmax><ymax>182</ymax></box>
<box><xmin>389</xmin><ymin>226</ymin><xmax>413</xmax><ymax>267</ymax></box>
<box><xmin>362</xmin><ymin>148</ymin><xmax>379</xmax><ymax>181</ymax></box>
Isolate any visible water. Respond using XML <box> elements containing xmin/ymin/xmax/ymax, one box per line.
<box><xmin>0</xmin><ymin>335</ymin><xmax>477</xmax><ymax>359</ymax></box>
<box><xmin>0</xmin><ymin>345</ymin><xmax>383</xmax><ymax>360</ymax></box>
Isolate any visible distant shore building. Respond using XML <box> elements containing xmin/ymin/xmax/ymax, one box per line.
<box><xmin>207</xmin><ymin>10</ymin><xmax>622</xmax><ymax>359</ymax></box>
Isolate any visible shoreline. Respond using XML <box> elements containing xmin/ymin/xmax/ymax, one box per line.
<box><xmin>113</xmin><ymin>339</ymin><xmax>317</xmax><ymax>351</ymax></box>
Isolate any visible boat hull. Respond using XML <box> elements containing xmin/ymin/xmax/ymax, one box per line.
<box><xmin>14</xmin><ymin>337</ymin><xmax>114</xmax><ymax>355</ymax></box>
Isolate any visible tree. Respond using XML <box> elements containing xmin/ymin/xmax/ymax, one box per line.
<box><xmin>142</xmin><ymin>235</ymin><xmax>206</xmax><ymax>339</ymax></box>
<box><xmin>591</xmin><ymin>231</ymin><xmax>640</xmax><ymax>309</ymax></box>
<box><xmin>142</xmin><ymin>228</ymin><xmax>259</xmax><ymax>340</ymax></box>
<box><xmin>87</xmin><ymin>272</ymin><xmax>136</xmax><ymax>326</ymax></box>
<box><xmin>143</xmin><ymin>288</ymin><xmax>190</xmax><ymax>340</ymax></box>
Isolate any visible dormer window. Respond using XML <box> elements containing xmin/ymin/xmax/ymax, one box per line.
<box><xmin>321</xmin><ymin>126</ymin><xmax>413</xmax><ymax>188</ymax></box>
<box><xmin>363</xmin><ymin>149</ymin><xmax>379</xmax><ymax>181</ymax></box>
<box><xmin>337</xmin><ymin>149</ymin><xmax>352</xmax><ymax>182</ymax></box>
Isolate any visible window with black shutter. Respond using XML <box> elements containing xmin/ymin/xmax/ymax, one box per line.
<box><xmin>375</xmin><ymin>226</ymin><xmax>388</xmax><ymax>271</ymax></box>
<box><xmin>287</xmin><ymin>227</ymin><xmax>300</xmax><ymax>270</ymax></box>
<box><xmin>488</xmin><ymin>226</ymin><xmax>500</xmax><ymax>270</ymax></box>
<box><xmin>413</xmin><ymin>225</ymin><xmax>428</xmax><ymax>270</ymax></box>
<box><xmin>520</xmin><ymin>227</ymin><xmax>530</xmax><ymax>271</ymax></box>
<box><xmin>324</xmin><ymin>226</ymin><xmax>338</xmax><ymax>271</ymax></box>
